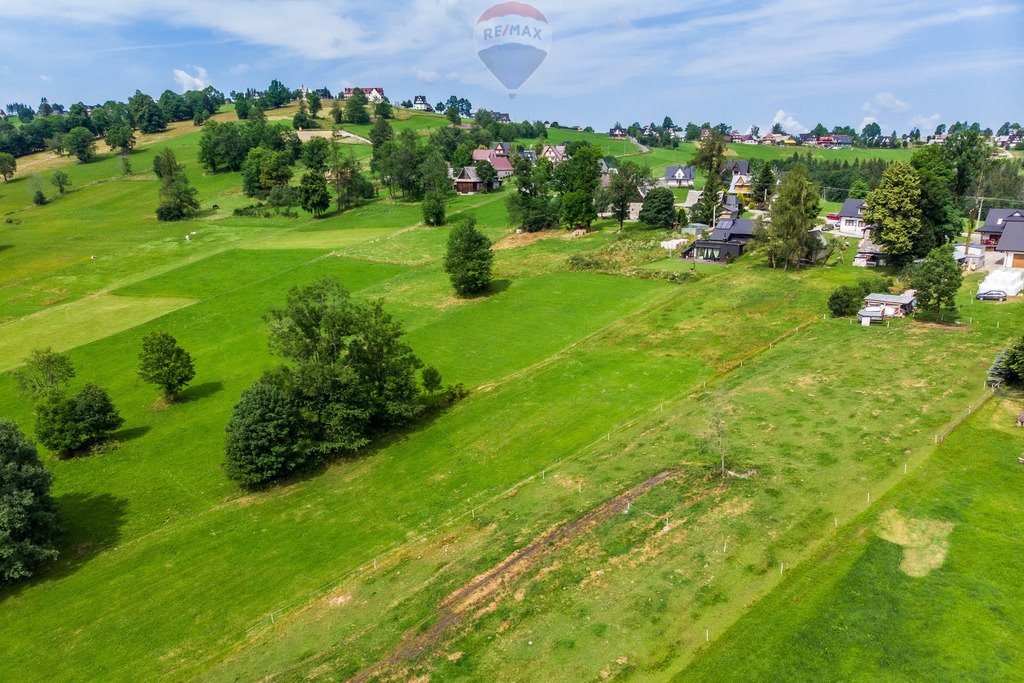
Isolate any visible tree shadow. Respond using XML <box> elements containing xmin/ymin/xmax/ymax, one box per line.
<box><xmin>0</xmin><ymin>244</ymin><xmax>12</xmax><ymax>253</ymax></box>
<box><xmin>178</xmin><ymin>381</ymin><xmax>224</xmax><ymax>404</ymax></box>
<box><xmin>459</xmin><ymin>279</ymin><xmax>511</xmax><ymax>301</ymax></box>
<box><xmin>110</xmin><ymin>425</ymin><xmax>151</xmax><ymax>444</ymax></box>
<box><xmin>261</xmin><ymin>393</ymin><xmax>467</xmax><ymax>490</ymax></box>
<box><xmin>0</xmin><ymin>492</ymin><xmax>129</xmax><ymax>601</ymax></box>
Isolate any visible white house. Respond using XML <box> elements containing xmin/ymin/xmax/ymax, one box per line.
<box><xmin>344</xmin><ymin>87</ymin><xmax>385</xmax><ymax>103</ymax></box>
<box><xmin>837</xmin><ymin>198</ymin><xmax>871</xmax><ymax>237</ymax></box>
<box><xmin>660</xmin><ymin>166</ymin><xmax>696</xmax><ymax>188</ymax></box>
<box><xmin>412</xmin><ymin>95</ymin><xmax>433</xmax><ymax>112</ymax></box>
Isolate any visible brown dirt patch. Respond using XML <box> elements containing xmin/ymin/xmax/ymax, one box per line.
<box><xmin>877</xmin><ymin>509</ymin><xmax>953</xmax><ymax>577</ymax></box>
<box><xmin>352</xmin><ymin>470</ymin><xmax>683</xmax><ymax>681</ymax></box>
<box><xmin>493</xmin><ymin>230</ymin><xmax>561</xmax><ymax>251</ymax></box>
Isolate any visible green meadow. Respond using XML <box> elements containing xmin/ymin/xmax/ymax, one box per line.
<box><xmin>0</xmin><ymin>107</ymin><xmax>1020</xmax><ymax>681</ymax></box>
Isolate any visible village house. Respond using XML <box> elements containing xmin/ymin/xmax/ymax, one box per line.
<box><xmin>660</xmin><ymin>165</ymin><xmax>696</xmax><ymax>188</ymax></box>
<box><xmin>609</xmin><ymin>126</ymin><xmax>627</xmax><ymax>139</ymax></box>
<box><xmin>832</xmin><ymin>134</ymin><xmax>853</xmax><ymax>148</ymax></box>
<box><xmin>978</xmin><ymin>208</ymin><xmax>1024</xmax><ymax>249</ymax></box>
<box><xmin>541</xmin><ymin>144</ymin><xmax>568</xmax><ymax>165</ymax></box>
<box><xmin>471</xmin><ymin>146</ymin><xmax>515</xmax><ymax>179</ymax></box>
<box><xmin>344</xmin><ymin>87</ymin><xmax>386</xmax><ymax>103</ymax></box>
<box><xmin>412</xmin><ymin>95</ymin><xmax>433</xmax><ymax>112</ymax></box>
<box><xmin>724</xmin><ymin>160</ymin><xmax>750</xmax><ymax>176</ymax></box>
<box><xmin>837</xmin><ymin>198</ymin><xmax>872</xmax><ymax>237</ymax></box>
<box><xmin>995</xmin><ymin>221</ymin><xmax>1024</xmax><ymax>269</ymax></box>
<box><xmin>720</xmin><ymin>193</ymin><xmax>742</xmax><ymax>220</ymax></box>
<box><xmin>453</xmin><ymin>166</ymin><xmax>502</xmax><ymax>194</ymax></box>
<box><xmin>729</xmin><ymin>173</ymin><xmax>753</xmax><ymax>198</ymax></box>
<box><xmin>681</xmin><ymin>218</ymin><xmax>757</xmax><ymax>263</ymax></box>
<box><xmin>853</xmin><ymin>235</ymin><xmax>888</xmax><ymax>268</ymax></box>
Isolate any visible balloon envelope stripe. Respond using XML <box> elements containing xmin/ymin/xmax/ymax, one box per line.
<box><xmin>478</xmin><ymin>1</ymin><xmax>548</xmax><ymax>23</ymax></box>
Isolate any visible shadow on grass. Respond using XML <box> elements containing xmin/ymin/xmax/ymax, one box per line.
<box><xmin>0</xmin><ymin>491</ymin><xmax>129</xmax><ymax>602</ymax></box>
<box><xmin>0</xmin><ymin>244</ymin><xmax>13</xmax><ymax>253</ymax></box>
<box><xmin>464</xmin><ymin>279</ymin><xmax>511</xmax><ymax>299</ymax></box>
<box><xmin>110</xmin><ymin>425</ymin><xmax>151</xmax><ymax>444</ymax></box>
<box><xmin>178</xmin><ymin>381</ymin><xmax>225</xmax><ymax>404</ymax></box>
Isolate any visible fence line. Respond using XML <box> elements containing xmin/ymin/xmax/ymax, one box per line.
<box><xmin>934</xmin><ymin>388</ymin><xmax>996</xmax><ymax>444</ymax></box>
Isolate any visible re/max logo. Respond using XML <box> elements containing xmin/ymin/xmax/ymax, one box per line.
<box><xmin>483</xmin><ymin>24</ymin><xmax>543</xmax><ymax>41</ymax></box>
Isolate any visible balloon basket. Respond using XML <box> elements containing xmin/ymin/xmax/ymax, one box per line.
<box><xmin>508</xmin><ymin>92</ymin><xmax>517</xmax><ymax>100</ymax></box>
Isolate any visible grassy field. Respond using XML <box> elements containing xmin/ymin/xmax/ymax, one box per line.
<box><xmin>0</xmin><ymin>107</ymin><xmax>1021</xmax><ymax>682</ymax></box>
<box><xmin>681</xmin><ymin>396</ymin><xmax>1024</xmax><ymax>681</ymax></box>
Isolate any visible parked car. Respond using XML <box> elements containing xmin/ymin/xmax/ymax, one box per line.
<box><xmin>977</xmin><ymin>290</ymin><xmax>1008</xmax><ymax>302</ymax></box>
<box><xmin>826</xmin><ymin>213</ymin><xmax>840</xmax><ymax>221</ymax></box>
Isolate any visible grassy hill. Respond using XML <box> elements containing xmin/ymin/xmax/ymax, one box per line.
<box><xmin>0</xmin><ymin>109</ymin><xmax>1021</xmax><ymax>681</ymax></box>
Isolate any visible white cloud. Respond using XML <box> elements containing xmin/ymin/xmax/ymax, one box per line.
<box><xmin>858</xmin><ymin>116</ymin><xmax>878</xmax><ymax>131</ymax></box>
<box><xmin>39</xmin><ymin>74</ymin><xmax>52</xmax><ymax>81</ymax></box>
<box><xmin>172</xmin><ymin>66</ymin><xmax>210</xmax><ymax>91</ymax></box>
<box><xmin>772</xmin><ymin>109</ymin><xmax>808</xmax><ymax>134</ymax></box>
<box><xmin>227</xmin><ymin>63</ymin><xmax>250</xmax><ymax>76</ymax></box>
<box><xmin>862</xmin><ymin>91</ymin><xmax>910</xmax><ymax>114</ymax></box>
<box><xmin>413</xmin><ymin>68</ymin><xmax>440</xmax><ymax>84</ymax></box>
<box><xmin>910</xmin><ymin>113</ymin><xmax>942</xmax><ymax>130</ymax></box>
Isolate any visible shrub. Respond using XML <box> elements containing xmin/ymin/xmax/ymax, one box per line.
<box><xmin>32</xmin><ymin>190</ymin><xmax>46</xmax><ymax>206</ymax></box>
<box><xmin>0</xmin><ymin>421</ymin><xmax>61</xmax><ymax>583</ymax></box>
<box><xmin>828</xmin><ymin>285</ymin><xmax>863</xmax><ymax>317</ymax></box>
<box><xmin>224</xmin><ymin>378</ymin><xmax>307</xmax><ymax>487</ymax></box>
<box><xmin>35</xmin><ymin>384</ymin><xmax>124</xmax><ymax>457</ymax></box>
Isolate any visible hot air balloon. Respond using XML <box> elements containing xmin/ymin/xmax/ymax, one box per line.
<box><xmin>474</xmin><ymin>2</ymin><xmax>551</xmax><ymax>99</ymax></box>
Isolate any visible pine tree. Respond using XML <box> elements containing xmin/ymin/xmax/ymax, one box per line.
<box><xmin>760</xmin><ymin>164</ymin><xmax>820</xmax><ymax>269</ymax></box>
<box><xmin>750</xmin><ymin>162</ymin><xmax>776</xmax><ymax>208</ymax></box>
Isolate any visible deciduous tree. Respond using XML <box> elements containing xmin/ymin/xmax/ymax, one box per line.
<box><xmin>13</xmin><ymin>348</ymin><xmax>75</xmax><ymax>401</ymax></box>
<box><xmin>224</xmin><ymin>378</ymin><xmax>306</xmax><ymax>487</ymax></box>
<box><xmin>63</xmin><ymin>127</ymin><xmax>96</xmax><ymax>163</ymax></box>
<box><xmin>0</xmin><ymin>152</ymin><xmax>16</xmax><ymax>182</ymax></box>
<box><xmin>35</xmin><ymin>384</ymin><xmax>124</xmax><ymax>457</ymax></box>
<box><xmin>864</xmin><ymin>162</ymin><xmax>923</xmax><ymax>267</ymax></box>
<box><xmin>298</xmin><ymin>170</ymin><xmax>330</xmax><ymax>216</ymax></box>
<box><xmin>138</xmin><ymin>332</ymin><xmax>196</xmax><ymax>402</ymax></box>
<box><xmin>344</xmin><ymin>88</ymin><xmax>371</xmax><ymax>125</ymax></box>
<box><xmin>911</xmin><ymin>245</ymin><xmax>963</xmax><ymax>315</ymax></box>
<box><xmin>638</xmin><ymin>187</ymin><xmax>677</xmax><ymax>229</ymax></box>
<box><xmin>49</xmin><ymin>169</ymin><xmax>70</xmax><ymax>194</ymax></box>
<box><xmin>444</xmin><ymin>216</ymin><xmax>493</xmax><ymax>295</ymax></box>
<box><xmin>0</xmin><ymin>421</ymin><xmax>61</xmax><ymax>583</ymax></box>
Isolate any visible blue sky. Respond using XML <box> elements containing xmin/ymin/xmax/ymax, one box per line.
<box><xmin>1</xmin><ymin>0</ymin><xmax>1022</xmax><ymax>134</ymax></box>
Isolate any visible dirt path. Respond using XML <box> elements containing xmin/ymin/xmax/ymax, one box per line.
<box><xmin>351</xmin><ymin>469</ymin><xmax>682</xmax><ymax>682</ymax></box>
